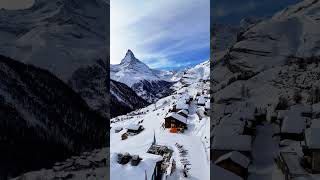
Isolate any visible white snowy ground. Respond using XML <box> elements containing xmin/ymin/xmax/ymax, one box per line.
<box><xmin>110</xmin><ymin>73</ymin><xmax>210</xmax><ymax>180</ymax></box>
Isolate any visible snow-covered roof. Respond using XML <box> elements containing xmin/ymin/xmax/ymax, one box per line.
<box><xmin>305</xmin><ymin>128</ymin><xmax>320</xmax><ymax>149</ymax></box>
<box><xmin>281</xmin><ymin>115</ymin><xmax>306</xmax><ymax>134</ymax></box>
<box><xmin>215</xmin><ymin>151</ymin><xmax>250</xmax><ymax>168</ymax></box>
<box><xmin>311</xmin><ymin>119</ymin><xmax>320</xmax><ymax>129</ymax></box>
<box><xmin>127</xmin><ymin>124</ymin><xmax>141</xmax><ymax>131</ymax></box>
<box><xmin>211</xmin><ymin>164</ymin><xmax>243</xmax><ymax>180</ymax></box>
<box><xmin>176</xmin><ymin>100</ymin><xmax>189</xmax><ymax>110</ymax></box>
<box><xmin>212</xmin><ymin>135</ymin><xmax>252</xmax><ymax>151</ymax></box>
<box><xmin>280</xmin><ymin>152</ymin><xmax>307</xmax><ymax>176</ymax></box>
<box><xmin>197</xmin><ymin>96</ymin><xmax>206</xmax><ymax>104</ymax></box>
<box><xmin>205</xmin><ymin>101</ymin><xmax>210</xmax><ymax>109</ymax></box>
<box><xmin>177</xmin><ymin>109</ymin><xmax>188</xmax><ymax>116</ymax></box>
<box><xmin>110</xmin><ymin>153</ymin><xmax>163</xmax><ymax>180</ymax></box>
<box><xmin>165</xmin><ymin>112</ymin><xmax>187</xmax><ymax>124</ymax></box>
<box><xmin>212</xmin><ymin>124</ymin><xmax>244</xmax><ymax>136</ymax></box>
<box><xmin>313</xmin><ymin>102</ymin><xmax>320</xmax><ymax>114</ymax></box>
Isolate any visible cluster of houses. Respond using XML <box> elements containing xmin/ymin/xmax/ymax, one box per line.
<box><xmin>275</xmin><ymin>103</ymin><xmax>320</xmax><ymax>179</ymax></box>
<box><xmin>211</xmin><ymin>101</ymin><xmax>320</xmax><ymax>180</ymax></box>
<box><xmin>163</xmin><ymin>92</ymin><xmax>210</xmax><ymax>133</ymax></box>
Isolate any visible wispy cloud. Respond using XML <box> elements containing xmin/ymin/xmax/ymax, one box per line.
<box><xmin>111</xmin><ymin>0</ymin><xmax>210</xmax><ymax>69</ymax></box>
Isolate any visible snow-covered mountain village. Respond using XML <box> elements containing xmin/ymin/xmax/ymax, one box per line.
<box><xmin>110</xmin><ymin>50</ymin><xmax>210</xmax><ymax>180</ymax></box>
<box><xmin>211</xmin><ymin>0</ymin><xmax>320</xmax><ymax>180</ymax></box>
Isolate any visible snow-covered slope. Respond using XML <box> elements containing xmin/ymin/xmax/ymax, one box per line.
<box><xmin>12</xmin><ymin>60</ymin><xmax>210</xmax><ymax>180</ymax></box>
<box><xmin>110</xmin><ymin>60</ymin><xmax>210</xmax><ymax>180</ymax></box>
<box><xmin>0</xmin><ymin>0</ymin><xmax>109</xmax><ymax>81</ymax></box>
<box><xmin>111</xmin><ymin>50</ymin><xmax>175</xmax><ymax>102</ymax></box>
<box><xmin>0</xmin><ymin>0</ymin><xmax>109</xmax><ymax>117</ymax></box>
<box><xmin>172</xmin><ymin>60</ymin><xmax>210</xmax><ymax>91</ymax></box>
<box><xmin>211</xmin><ymin>0</ymin><xmax>320</xmax><ymax>178</ymax></box>
<box><xmin>0</xmin><ymin>55</ymin><xmax>107</xmax><ymax>179</ymax></box>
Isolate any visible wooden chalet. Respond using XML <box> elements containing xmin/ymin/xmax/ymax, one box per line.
<box><xmin>280</xmin><ymin>115</ymin><xmax>306</xmax><ymax>141</ymax></box>
<box><xmin>164</xmin><ymin>112</ymin><xmax>188</xmax><ymax>130</ymax></box>
<box><xmin>276</xmin><ymin>151</ymin><xmax>308</xmax><ymax>180</ymax></box>
<box><xmin>211</xmin><ymin>135</ymin><xmax>252</xmax><ymax>161</ymax></box>
<box><xmin>214</xmin><ymin>151</ymin><xmax>250</xmax><ymax>179</ymax></box>
<box><xmin>302</xmin><ymin>128</ymin><xmax>320</xmax><ymax>173</ymax></box>
<box><xmin>127</xmin><ymin>124</ymin><xmax>144</xmax><ymax>135</ymax></box>
<box><xmin>197</xmin><ymin>96</ymin><xmax>206</xmax><ymax>106</ymax></box>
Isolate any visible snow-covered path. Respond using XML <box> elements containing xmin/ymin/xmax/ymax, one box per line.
<box><xmin>248</xmin><ymin>123</ymin><xmax>282</xmax><ymax>180</ymax></box>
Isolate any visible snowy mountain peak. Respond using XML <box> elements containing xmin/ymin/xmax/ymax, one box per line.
<box><xmin>121</xmin><ymin>49</ymin><xmax>139</xmax><ymax>64</ymax></box>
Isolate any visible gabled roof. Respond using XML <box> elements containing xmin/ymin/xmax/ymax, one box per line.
<box><xmin>197</xmin><ymin>96</ymin><xmax>206</xmax><ymax>104</ymax></box>
<box><xmin>176</xmin><ymin>100</ymin><xmax>189</xmax><ymax>110</ymax></box>
<box><xmin>127</xmin><ymin>124</ymin><xmax>141</xmax><ymax>131</ymax></box>
<box><xmin>305</xmin><ymin>128</ymin><xmax>320</xmax><ymax>149</ymax></box>
<box><xmin>212</xmin><ymin>135</ymin><xmax>252</xmax><ymax>151</ymax></box>
<box><xmin>177</xmin><ymin>109</ymin><xmax>188</xmax><ymax>116</ymax></box>
<box><xmin>215</xmin><ymin>151</ymin><xmax>250</xmax><ymax>168</ymax></box>
<box><xmin>211</xmin><ymin>164</ymin><xmax>243</xmax><ymax>180</ymax></box>
<box><xmin>165</xmin><ymin>112</ymin><xmax>187</xmax><ymax>124</ymax></box>
<box><xmin>281</xmin><ymin>115</ymin><xmax>306</xmax><ymax>134</ymax></box>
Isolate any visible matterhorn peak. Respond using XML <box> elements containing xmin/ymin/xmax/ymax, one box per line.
<box><xmin>120</xmin><ymin>49</ymin><xmax>139</xmax><ymax>64</ymax></box>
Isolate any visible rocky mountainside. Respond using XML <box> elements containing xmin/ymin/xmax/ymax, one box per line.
<box><xmin>111</xmin><ymin>50</ymin><xmax>174</xmax><ymax>103</ymax></box>
<box><xmin>211</xmin><ymin>0</ymin><xmax>320</xmax><ymax>134</ymax></box>
<box><xmin>0</xmin><ymin>0</ymin><xmax>109</xmax><ymax>118</ymax></box>
<box><xmin>110</xmin><ymin>80</ymin><xmax>149</xmax><ymax>118</ymax></box>
<box><xmin>0</xmin><ymin>55</ymin><xmax>107</xmax><ymax>179</ymax></box>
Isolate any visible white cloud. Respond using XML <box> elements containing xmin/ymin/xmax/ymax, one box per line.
<box><xmin>110</xmin><ymin>0</ymin><xmax>210</xmax><ymax>67</ymax></box>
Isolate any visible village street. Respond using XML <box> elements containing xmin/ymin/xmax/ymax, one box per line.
<box><xmin>248</xmin><ymin>123</ymin><xmax>282</xmax><ymax>180</ymax></box>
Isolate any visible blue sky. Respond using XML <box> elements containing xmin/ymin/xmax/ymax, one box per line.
<box><xmin>211</xmin><ymin>0</ymin><xmax>302</xmax><ymax>24</ymax></box>
<box><xmin>111</xmin><ymin>0</ymin><xmax>210</xmax><ymax>70</ymax></box>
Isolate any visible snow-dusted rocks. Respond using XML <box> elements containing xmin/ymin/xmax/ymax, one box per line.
<box><xmin>110</xmin><ymin>152</ymin><xmax>163</xmax><ymax>180</ymax></box>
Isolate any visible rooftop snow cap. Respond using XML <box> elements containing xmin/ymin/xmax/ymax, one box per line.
<box><xmin>121</xmin><ymin>49</ymin><xmax>138</xmax><ymax>64</ymax></box>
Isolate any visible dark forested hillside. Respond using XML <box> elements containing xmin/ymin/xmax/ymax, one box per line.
<box><xmin>0</xmin><ymin>55</ymin><xmax>108</xmax><ymax>179</ymax></box>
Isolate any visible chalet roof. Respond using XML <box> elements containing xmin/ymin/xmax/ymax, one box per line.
<box><xmin>177</xmin><ymin>109</ymin><xmax>188</xmax><ymax>116</ymax></box>
<box><xmin>215</xmin><ymin>151</ymin><xmax>250</xmax><ymax>168</ymax></box>
<box><xmin>205</xmin><ymin>101</ymin><xmax>210</xmax><ymax>109</ymax></box>
<box><xmin>280</xmin><ymin>152</ymin><xmax>307</xmax><ymax>176</ymax></box>
<box><xmin>281</xmin><ymin>115</ymin><xmax>306</xmax><ymax>134</ymax></box>
<box><xmin>212</xmin><ymin>135</ymin><xmax>252</xmax><ymax>151</ymax></box>
<box><xmin>197</xmin><ymin>96</ymin><xmax>206</xmax><ymax>104</ymax></box>
<box><xmin>165</xmin><ymin>112</ymin><xmax>187</xmax><ymax>124</ymax></box>
<box><xmin>311</xmin><ymin>119</ymin><xmax>320</xmax><ymax>129</ymax></box>
<box><xmin>313</xmin><ymin>102</ymin><xmax>320</xmax><ymax>114</ymax></box>
<box><xmin>127</xmin><ymin>124</ymin><xmax>141</xmax><ymax>131</ymax></box>
<box><xmin>212</xmin><ymin>124</ymin><xmax>244</xmax><ymax>136</ymax></box>
<box><xmin>305</xmin><ymin>128</ymin><xmax>320</xmax><ymax>149</ymax></box>
<box><xmin>211</xmin><ymin>164</ymin><xmax>243</xmax><ymax>180</ymax></box>
<box><xmin>110</xmin><ymin>152</ymin><xmax>163</xmax><ymax>180</ymax></box>
<box><xmin>176</xmin><ymin>100</ymin><xmax>189</xmax><ymax>110</ymax></box>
